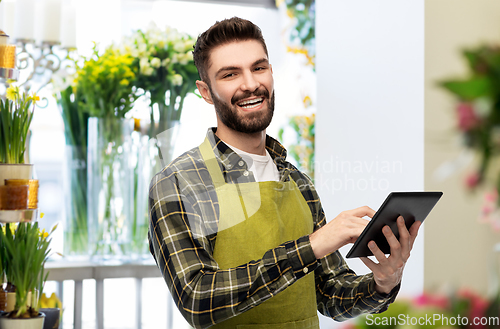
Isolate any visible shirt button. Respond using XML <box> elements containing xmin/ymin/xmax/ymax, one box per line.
<box><xmin>243</xmin><ymin>170</ymin><xmax>249</xmax><ymax>177</ymax></box>
<box><xmin>238</xmin><ymin>160</ymin><xmax>245</xmax><ymax>166</ymax></box>
<box><xmin>303</xmin><ymin>267</ymin><xmax>308</xmax><ymax>274</ymax></box>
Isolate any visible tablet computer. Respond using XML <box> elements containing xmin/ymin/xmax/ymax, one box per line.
<box><xmin>346</xmin><ymin>191</ymin><xmax>443</xmax><ymax>258</ymax></box>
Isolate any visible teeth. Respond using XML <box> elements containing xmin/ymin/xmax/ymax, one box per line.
<box><xmin>238</xmin><ymin>97</ymin><xmax>263</xmax><ymax>106</ymax></box>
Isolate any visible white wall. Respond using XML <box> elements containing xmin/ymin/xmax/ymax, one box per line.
<box><xmin>316</xmin><ymin>1</ymin><xmax>424</xmax><ymax>326</ymax></box>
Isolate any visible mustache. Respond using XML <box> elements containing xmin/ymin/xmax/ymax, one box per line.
<box><xmin>231</xmin><ymin>88</ymin><xmax>270</xmax><ymax>105</ymax></box>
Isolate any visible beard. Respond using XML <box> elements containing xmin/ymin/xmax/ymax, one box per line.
<box><xmin>209</xmin><ymin>86</ymin><xmax>275</xmax><ymax>134</ymax></box>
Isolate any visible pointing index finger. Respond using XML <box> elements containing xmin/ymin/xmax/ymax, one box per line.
<box><xmin>348</xmin><ymin>206</ymin><xmax>376</xmax><ymax>219</ymax></box>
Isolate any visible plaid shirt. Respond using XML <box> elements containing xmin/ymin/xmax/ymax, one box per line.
<box><xmin>148</xmin><ymin>128</ymin><xmax>398</xmax><ymax>329</ymax></box>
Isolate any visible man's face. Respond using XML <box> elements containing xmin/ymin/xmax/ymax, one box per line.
<box><xmin>199</xmin><ymin>40</ymin><xmax>275</xmax><ymax>134</ymax></box>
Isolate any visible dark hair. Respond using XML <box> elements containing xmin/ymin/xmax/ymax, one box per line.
<box><xmin>193</xmin><ymin>17</ymin><xmax>268</xmax><ymax>84</ymax></box>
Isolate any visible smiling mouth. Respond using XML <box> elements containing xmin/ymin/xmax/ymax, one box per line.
<box><xmin>236</xmin><ymin>97</ymin><xmax>264</xmax><ymax>109</ymax></box>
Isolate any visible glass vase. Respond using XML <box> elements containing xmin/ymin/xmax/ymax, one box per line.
<box><xmin>87</xmin><ymin>117</ymin><xmax>134</xmax><ymax>261</ymax></box>
<box><xmin>129</xmin><ymin>120</ymin><xmax>180</xmax><ymax>259</ymax></box>
<box><xmin>63</xmin><ymin>145</ymin><xmax>89</xmax><ymax>259</ymax></box>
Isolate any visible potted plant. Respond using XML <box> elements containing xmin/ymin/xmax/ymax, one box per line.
<box><xmin>0</xmin><ymin>222</ymin><xmax>55</xmax><ymax>329</ymax></box>
<box><xmin>0</xmin><ymin>85</ymin><xmax>38</xmax><ymax>185</ymax></box>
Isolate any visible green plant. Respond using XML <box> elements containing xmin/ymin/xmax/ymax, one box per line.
<box><xmin>439</xmin><ymin>44</ymin><xmax>500</xmax><ymax>200</ymax></box>
<box><xmin>277</xmin><ymin>0</ymin><xmax>316</xmax><ymax>67</ymax></box>
<box><xmin>53</xmin><ymin>82</ymin><xmax>89</xmax><ymax>256</ymax></box>
<box><xmin>0</xmin><ymin>222</ymin><xmax>55</xmax><ymax>318</ymax></box>
<box><xmin>0</xmin><ymin>86</ymin><xmax>38</xmax><ymax>164</ymax></box>
<box><xmin>278</xmin><ymin>113</ymin><xmax>315</xmax><ymax>180</ymax></box>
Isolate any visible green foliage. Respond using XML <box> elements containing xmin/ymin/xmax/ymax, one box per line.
<box><xmin>284</xmin><ymin>0</ymin><xmax>315</xmax><ymax>55</ymax></box>
<box><xmin>438</xmin><ymin>44</ymin><xmax>500</xmax><ymax>197</ymax></box>
<box><xmin>0</xmin><ymin>87</ymin><xmax>37</xmax><ymax>164</ymax></box>
<box><xmin>0</xmin><ymin>222</ymin><xmax>54</xmax><ymax>317</ymax></box>
<box><xmin>54</xmin><ymin>85</ymin><xmax>89</xmax><ymax>255</ymax></box>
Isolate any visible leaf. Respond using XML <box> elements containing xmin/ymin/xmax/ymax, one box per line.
<box><xmin>439</xmin><ymin>77</ymin><xmax>492</xmax><ymax>101</ymax></box>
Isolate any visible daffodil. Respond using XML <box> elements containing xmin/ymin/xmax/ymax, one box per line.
<box><xmin>6</xmin><ymin>85</ymin><xmax>19</xmax><ymax>101</ymax></box>
<box><xmin>40</xmin><ymin>293</ymin><xmax>62</xmax><ymax>309</ymax></box>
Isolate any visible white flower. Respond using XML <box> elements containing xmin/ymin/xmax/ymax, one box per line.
<box><xmin>139</xmin><ymin>57</ymin><xmax>154</xmax><ymax>76</ymax></box>
<box><xmin>162</xmin><ymin>58</ymin><xmax>171</xmax><ymax>67</ymax></box>
<box><xmin>184</xmin><ymin>40</ymin><xmax>193</xmax><ymax>52</ymax></box>
<box><xmin>173</xmin><ymin>41</ymin><xmax>185</xmax><ymax>53</ymax></box>
<box><xmin>170</xmin><ymin>74</ymin><xmax>183</xmax><ymax>86</ymax></box>
<box><xmin>171</xmin><ymin>54</ymin><xmax>179</xmax><ymax>64</ymax></box>
<box><xmin>141</xmin><ymin>66</ymin><xmax>154</xmax><ymax>76</ymax></box>
<box><xmin>151</xmin><ymin>57</ymin><xmax>161</xmax><ymax>68</ymax></box>
<box><xmin>138</xmin><ymin>43</ymin><xmax>148</xmax><ymax>55</ymax></box>
<box><xmin>184</xmin><ymin>51</ymin><xmax>193</xmax><ymax>61</ymax></box>
<box><xmin>179</xmin><ymin>53</ymin><xmax>190</xmax><ymax>65</ymax></box>
<box><xmin>139</xmin><ymin>57</ymin><xmax>149</xmax><ymax>68</ymax></box>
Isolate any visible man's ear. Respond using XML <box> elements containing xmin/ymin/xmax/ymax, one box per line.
<box><xmin>196</xmin><ymin>80</ymin><xmax>214</xmax><ymax>105</ymax></box>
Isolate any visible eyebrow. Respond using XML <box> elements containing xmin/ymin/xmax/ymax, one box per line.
<box><xmin>215</xmin><ymin>58</ymin><xmax>269</xmax><ymax>78</ymax></box>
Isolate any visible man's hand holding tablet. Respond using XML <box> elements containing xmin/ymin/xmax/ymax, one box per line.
<box><xmin>309</xmin><ymin>192</ymin><xmax>442</xmax><ymax>294</ymax></box>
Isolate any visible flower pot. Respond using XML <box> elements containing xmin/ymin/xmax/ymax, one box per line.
<box><xmin>39</xmin><ymin>308</ymin><xmax>60</xmax><ymax>329</ymax></box>
<box><xmin>0</xmin><ymin>163</ymin><xmax>33</xmax><ymax>186</ymax></box>
<box><xmin>0</xmin><ymin>312</ymin><xmax>45</xmax><ymax>329</ymax></box>
<box><xmin>0</xmin><ymin>288</ymin><xmax>6</xmax><ymax>311</ymax></box>
<box><xmin>5</xmin><ymin>291</ymin><xmax>31</xmax><ymax>312</ymax></box>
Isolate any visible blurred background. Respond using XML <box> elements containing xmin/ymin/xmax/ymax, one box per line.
<box><xmin>1</xmin><ymin>0</ymin><xmax>500</xmax><ymax>328</ymax></box>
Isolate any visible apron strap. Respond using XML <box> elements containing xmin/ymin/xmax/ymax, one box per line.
<box><xmin>199</xmin><ymin>137</ymin><xmax>226</xmax><ymax>189</ymax></box>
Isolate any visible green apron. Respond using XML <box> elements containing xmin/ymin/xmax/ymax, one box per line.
<box><xmin>199</xmin><ymin>137</ymin><xmax>319</xmax><ymax>329</ymax></box>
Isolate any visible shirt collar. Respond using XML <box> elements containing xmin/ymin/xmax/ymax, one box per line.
<box><xmin>205</xmin><ymin>127</ymin><xmax>288</xmax><ymax>171</ymax></box>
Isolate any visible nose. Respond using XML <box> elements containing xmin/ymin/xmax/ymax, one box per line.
<box><xmin>240</xmin><ymin>71</ymin><xmax>260</xmax><ymax>92</ymax></box>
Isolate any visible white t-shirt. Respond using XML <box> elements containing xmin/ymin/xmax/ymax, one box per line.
<box><xmin>225</xmin><ymin>143</ymin><xmax>280</xmax><ymax>182</ymax></box>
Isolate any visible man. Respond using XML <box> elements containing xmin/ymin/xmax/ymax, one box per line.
<box><xmin>148</xmin><ymin>17</ymin><xmax>420</xmax><ymax>329</ymax></box>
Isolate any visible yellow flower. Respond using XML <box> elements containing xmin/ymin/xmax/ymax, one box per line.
<box><xmin>29</xmin><ymin>92</ymin><xmax>40</xmax><ymax>104</ymax></box>
<box><xmin>303</xmin><ymin>96</ymin><xmax>312</xmax><ymax>108</ymax></box>
<box><xmin>39</xmin><ymin>229</ymin><xmax>49</xmax><ymax>239</ymax></box>
<box><xmin>6</xmin><ymin>85</ymin><xmax>19</xmax><ymax>101</ymax></box>
<box><xmin>119</xmin><ymin>79</ymin><xmax>129</xmax><ymax>86</ymax></box>
<box><xmin>40</xmin><ymin>293</ymin><xmax>62</xmax><ymax>309</ymax></box>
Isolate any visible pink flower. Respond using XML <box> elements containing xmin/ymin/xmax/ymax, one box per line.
<box><xmin>456</xmin><ymin>289</ymin><xmax>490</xmax><ymax>329</ymax></box>
<box><xmin>414</xmin><ymin>292</ymin><xmax>449</xmax><ymax>309</ymax></box>
<box><xmin>465</xmin><ymin>172</ymin><xmax>481</xmax><ymax>189</ymax></box>
<box><xmin>457</xmin><ymin>103</ymin><xmax>480</xmax><ymax>131</ymax></box>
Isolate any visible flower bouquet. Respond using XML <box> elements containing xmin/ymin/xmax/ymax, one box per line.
<box><xmin>122</xmin><ymin>23</ymin><xmax>199</xmax><ymax>140</ymax></box>
<box><xmin>439</xmin><ymin>44</ymin><xmax>500</xmax><ymax>226</ymax></box>
<box><xmin>121</xmin><ymin>24</ymin><xmax>199</xmax><ymax>256</ymax></box>
<box><xmin>76</xmin><ymin>43</ymin><xmax>138</xmax><ymax>259</ymax></box>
